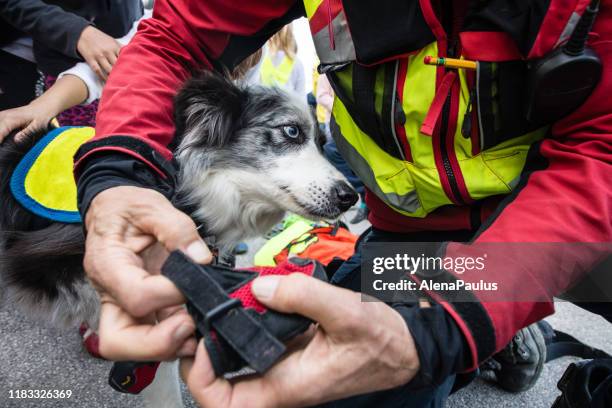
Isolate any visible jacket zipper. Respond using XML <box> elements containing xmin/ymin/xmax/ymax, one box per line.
<box><xmin>438</xmin><ymin>41</ymin><xmax>466</xmax><ymax>205</ymax></box>
<box><xmin>390</xmin><ymin>60</ymin><xmax>407</xmax><ymax>161</ymax></box>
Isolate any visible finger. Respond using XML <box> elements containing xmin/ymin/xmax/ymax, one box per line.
<box><xmin>180</xmin><ymin>340</ymin><xmax>234</xmax><ymax>408</ymax></box>
<box><xmin>107</xmin><ymin>51</ymin><xmax>118</xmax><ymax>66</ymax></box>
<box><xmin>15</xmin><ymin>121</ymin><xmax>43</xmax><ymax>142</ymax></box>
<box><xmin>182</xmin><ymin>340</ymin><xmax>308</xmax><ymax>408</ymax></box>
<box><xmin>89</xmin><ymin>60</ymin><xmax>105</xmax><ymax>81</ymax></box>
<box><xmin>251</xmin><ymin>273</ymin><xmax>359</xmax><ymax>331</ymax></box>
<box><xmin>156</xmin><ymin>305</ymin><xmax>187</xmax><ymax>322</ymax></box>
<box><xmin>112</xmin><ymin>40</ymin><xmax>122</xmax><ymax>57</ymax></box>
<box><xmin>86</xmin><ymin>244</ymin><xmax>185</xmax><ymax>317</ymax></box>
<box><xmin>176</xmin><ymin>337</ymin><xmax>198</xmax><ymax>358</ymax></box>
<box><xmin>133</xmin><ymin>201</ymin><xmax>213</xmax><ymax>264</ymax></box>
<box><xmin>97</xmin><ymin>302</ymin><xmax>195</xmax><ymax>361</ymax></box>
<box><xmin>99</xmin><ymin>57</ymin><xmax>113</xmax><ymax>79</ymax></box>
<box><xmin>0</xmin><ymin>115</ymin><xmax>26</xmax><ymax>141</ymax></box>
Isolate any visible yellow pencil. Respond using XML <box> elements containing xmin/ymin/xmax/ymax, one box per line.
<box><xmin>424</xmin><ymin>56</ymin><xmax>477</xmax><ymax>70</ymax></box>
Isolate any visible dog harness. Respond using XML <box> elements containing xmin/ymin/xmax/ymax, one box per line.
<box><xmin>109</xmin><ymin>251</ymin><xmax>327</xmax><ymax>393</ymax></box>
<box><xmin>10</xmin><ymin>126</ymin><xmax>94</xmax><ymax>223</ymax></box>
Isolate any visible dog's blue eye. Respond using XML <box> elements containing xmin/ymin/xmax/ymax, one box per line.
<box><xmin>282</xmin><ymin>125</ymin><xmax>300</xmax><ymax>139</ymax></box>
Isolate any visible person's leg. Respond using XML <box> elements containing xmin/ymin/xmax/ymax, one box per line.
<box><xmin>0</xmin><ymin>50</ymin><xmax>38</xmax><ymax>110</ymax></box>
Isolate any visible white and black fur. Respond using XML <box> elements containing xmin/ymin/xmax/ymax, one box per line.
<box><xmin>0</xmin><ymin>72</ymin><xmax>356</xmax><ymax>406</ymax></box>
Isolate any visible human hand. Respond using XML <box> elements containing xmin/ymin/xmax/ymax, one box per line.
<box><xmin>0</xmin><ymin>103</ymin><xmax>55</xmax><ymax>143</ymax></box>
<box><xmin>76</xmin><ymin>25</ymin><xmax>122</xmax><ymax>81</ymax></box>
<box><xmin>181</xmin><ymin>273</ymin><xmax>420</xmax><ymax>407</ymax></box>
<box><xmin>84</xmin><ymin>186</ymin><xmax>214</xmax><ymax>361</ymax></box>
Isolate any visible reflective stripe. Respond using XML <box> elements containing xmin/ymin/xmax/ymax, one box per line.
<box><xmin>311</xmin><ymin>11</ymin><xmax>355</xmax><ymax>66</ymax></box>
<box><xmin>331</xmin><ymin>111</ymin><xmax>422</xmax><ymax>215</ymax></box>
<box><xmin>260</xmin><ymin>55</ymin><xmax>294</xmax><ymax>87</ymax></box>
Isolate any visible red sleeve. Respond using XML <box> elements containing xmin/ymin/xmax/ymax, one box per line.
<box><xmin>75</xmin><ymin>0</ymin><xmax>297</xmax><ymax>174</ymax></box>
<box><xmin>438</xmin><ymin>5</ymin><xmax>612</xmax><ymax>369</ymax></box>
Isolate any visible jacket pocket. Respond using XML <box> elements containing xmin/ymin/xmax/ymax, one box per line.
<box><xmin>476</xmin><ymin>61</ymin><xmax>543</xmax><ymax>151</ymax></box>
<box><xmin>340</xmin><ymin>0</ymin><xmax>434</xmax><ymax>65</ymax></box>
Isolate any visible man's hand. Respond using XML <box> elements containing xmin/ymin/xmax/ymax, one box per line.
<box><xmin>181</xmin><ymin>273</ymin><xmax>420</xmax><ymax>408</ymax></box>
<box><xmin>77</xmin><ymin>26</ymin><xmax>121</xmax><ymax>81</ymax></box>
<box><xmin>84</xmin><ymin>186</ymin><xmax>213</xmax><ymax>361</ymax></box>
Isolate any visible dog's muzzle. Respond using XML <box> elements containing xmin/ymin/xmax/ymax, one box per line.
<box><xmin>333</xmin><ymin>181</ymin><xmax>358</xmax><ymax>212</ymax></box>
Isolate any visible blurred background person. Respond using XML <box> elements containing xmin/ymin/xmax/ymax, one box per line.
<box><xmin>0</xmin><ymin>22</ymin><xmax>37</xmax><ymax>110</ymax></box>
<box><xmin>0</xmin><ymin>9</ymin><xmax>152</xmax><ymax>142</ymax></box>
<box><xmin>260</xmin><ymin>25</ymin><xmax>305</xmax><ymax>97</ymax></box>
<box><xmin>0</xmin><ymin>0</ymin><xmax>143</xmax><ymax>123</ymax></box>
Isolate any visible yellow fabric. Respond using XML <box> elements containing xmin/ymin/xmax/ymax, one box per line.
<box><xmin>303</xmin><ymin>0</ymin><xmax>323</xmax><ymax>17</ymax></box>
<box><xmin>260</xmin><ymin>54</ymin><xmax>295</xmax><ymax>87</ymax></box>
<box><xmin>325</xmin><ymin>37</ymin><xmax>548</xmax><ymax>217</ymax></box>
<box><xmin>24</xmin><ymin>127</ymin><xmax>94</xmax><ymax>212</ymax></box>
<box><xmin>254</xmin><ymin>219</ymin><xmax>315</xmax><ymax>267</ymax></box>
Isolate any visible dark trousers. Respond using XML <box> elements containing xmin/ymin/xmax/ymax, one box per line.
<box><xmin>0</xmin><ymin>50</ymin><xmax>38</xmax><ymax>110</ymax></box>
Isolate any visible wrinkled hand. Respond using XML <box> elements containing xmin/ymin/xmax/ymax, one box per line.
<box><xmin>0</xmin><ymin>103</ymin><xmax>54</xmax><ymax>143</ymax></box>
<box><xmin>181</xmin><ymin>273</ymin><xmax>420</xmax><ymax>408</ymax></box>
<box><xmin>77</xmin><ymin>25</ymin><xmax>121</xmax><ymax>81</ymax></box>
<box><xmin>84</xmin><ymin>186</ymin><xmax>213</xmax><ymax>361</ymax></box>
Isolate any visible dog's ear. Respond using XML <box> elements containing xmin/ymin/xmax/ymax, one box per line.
<box><xmin>174</xmin><ymin>71</ymin><xmax>246</xmax><ymax>148</ymax></box>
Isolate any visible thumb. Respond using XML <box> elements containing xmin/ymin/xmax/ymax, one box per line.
<box><xmin>251</xmin><ymin>273</ymin><xmax>358</xmax><ymax>331</ymax></box>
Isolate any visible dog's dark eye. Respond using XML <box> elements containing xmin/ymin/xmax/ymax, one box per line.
<box><xmin>282</xmin><ymin>125</ymin><xmax>300</xmax><ymax>139</ymax></box>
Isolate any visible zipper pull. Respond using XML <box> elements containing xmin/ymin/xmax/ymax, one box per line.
<box><xmin>327</xmin><ymin>0</ymin><xmax>336</xmax><ymax>50</ymax></box>
<box><xmin>461</xmin><ymin>89</ymin><xmax>476</xmax><ymax>138</ymax></box>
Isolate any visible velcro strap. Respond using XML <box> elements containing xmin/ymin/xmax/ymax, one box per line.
<box><xmin>162</xmin><ymin>251</ymin><xmax>286</xmax><ymax>373</ymax></box>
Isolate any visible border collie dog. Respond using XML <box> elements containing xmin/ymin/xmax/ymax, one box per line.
<box><xmin>0</xmin><ymin>73</ymin><xmax>356</xmax><ymax>406</ymax></box>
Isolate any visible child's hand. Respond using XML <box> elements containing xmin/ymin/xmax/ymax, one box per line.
<box><xmin>77</xmin><ymin>26</ymin><xmax>122</xmax><ymax>81</ymax></box>
<box><xmin>0</xmin><ymin>104</ymin><xmax>54</xmax><ymax>143</ymax></box>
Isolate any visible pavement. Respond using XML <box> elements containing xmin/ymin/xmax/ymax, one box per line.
<box><xmin>1</xmin><ymin>205</ymin><xmax>611</xmax><ymax>407</ymax></box>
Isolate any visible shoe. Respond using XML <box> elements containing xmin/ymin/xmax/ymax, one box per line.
<box><xmin>349</xmin><ymin>206</ymin><xmax>368</xmax><ymax>224</ymax></box>
<box><xmin>481</xmin><ymin>322</ymin><xmax>546</xmax><ymax>392</ymax></box>
<box><xmin>233</xmin><ymin>242</ymin><xmax>249</xmax><ymax>255</ymax></box>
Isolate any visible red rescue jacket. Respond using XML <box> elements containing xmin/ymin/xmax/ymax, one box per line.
<box><xmin>75</xmin><ymin>0</ymin><xmax>612</xmax><ymax>371</ymax></box>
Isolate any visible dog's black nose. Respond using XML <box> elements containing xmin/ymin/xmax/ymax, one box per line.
<box><xmin>334</xmin><ymin>182</ymin><xmax>358</xmax><ymax>212</ymax></box>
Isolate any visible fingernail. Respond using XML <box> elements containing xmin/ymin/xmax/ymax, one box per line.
<box><xmin>185</xmin><ymin>241</ymin><xmax>211</xmax><ymax>263</ymax></box>
<box><xmin>173</xmin><ymin>324</ymin><xmax>193</xmax><ymax>341</ymax></box>
<box><xmin>251</xmin><ymin>276</ymin><xmax>280</xmax><ymax>301</ymax></box>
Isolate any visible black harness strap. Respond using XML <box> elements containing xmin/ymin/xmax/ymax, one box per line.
<box><xmin>162</xmin><ymin>251</ymin><xmax>286</xmax><ymax>374</ymax></box>
<box><xmin>546</xmin><ymin>329</ymin><xmax>611</xmax><ymax>362</ymax></box>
